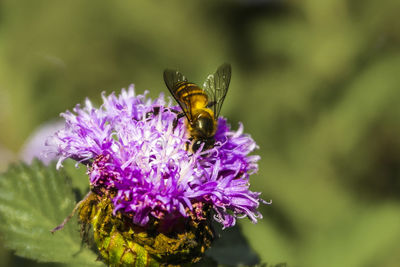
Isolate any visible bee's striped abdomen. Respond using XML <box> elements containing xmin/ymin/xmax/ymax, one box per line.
<box><xmin>174</xmin><ymin>82</ymin><xmax>208</xmax><ymax>110</ymax></box>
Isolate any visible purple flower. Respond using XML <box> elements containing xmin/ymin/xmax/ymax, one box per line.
<box><xmin>48</xmin><ymin>85</ymin><xmax>266</xmax><ymax>228</ymax></box>
<box><xmin>21</xmin><ymin>121</ymin><xmax>64</xmax><ymax>165</ymax></box>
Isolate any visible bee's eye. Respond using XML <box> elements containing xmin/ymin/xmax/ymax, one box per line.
<box><xmin>192</xmin><ymin>140</ymin><xmax>203</xmax><ymax>152</ymax></box>
<box><xmin>192</xmin><ymin>139</ymin><xmax>215</xmax><ymax>152</ymax></box>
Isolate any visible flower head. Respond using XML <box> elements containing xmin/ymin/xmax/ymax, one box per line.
<box><xmin>48</xmin><ymin>85</ymin><xmax>265</xmax><ymax>229</ymax></box>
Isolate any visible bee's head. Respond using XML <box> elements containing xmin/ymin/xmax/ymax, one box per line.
<box><xmin>190</xmin><ymin>111</ymin><xmax>215</xmax><ymax>138</ymax></box>
<box><xmin>192</xmin><ymin>138</ymin><xmax>215</xmax><ymax>152</ymax></box>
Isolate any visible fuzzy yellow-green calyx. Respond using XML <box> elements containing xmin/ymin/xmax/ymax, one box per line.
<box><xmin>78</xmin><ymin>192</ymin><xmax>214</xmax><ymax>267</ymax></box>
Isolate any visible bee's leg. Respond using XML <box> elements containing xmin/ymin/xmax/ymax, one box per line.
<box><xmin>145</xmin><ymin>106</ymin><xmax>161</xmax><ymax>120</ymax></box>
<box><xmin>172</xmin><ymin>112</ymin><xmax>185</xmax><ymax>131</ymax></box>
<box><xmin>152</xmin><ymin>106</ymin><xmax>160</xmax><ymax>116</ymax></box>
<box><xmin>169</xmin><ymin>108</ymin><xmax>181</xmax><ymax>115</ymax></box>
<box><xmin>186</xmin><ymin>137</ymin><xmax>194</xmax><ymax>151</ymax></box>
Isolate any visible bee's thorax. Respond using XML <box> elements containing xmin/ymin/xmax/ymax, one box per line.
<box><xmin>189</xmin><ymin>110</ymin><xmax>216</xmax><ymax>139</ymax></box>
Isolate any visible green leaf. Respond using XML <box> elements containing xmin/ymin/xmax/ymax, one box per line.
<box><xmin>0</xmin><ymin>160</ymin><xmax>103</xmax><ymax>266</ymax></box>
<box><xmin>205</xmin><ymin>223</ymin><xmax>261</xmax><ymax>266</ymax></box>
<box><xmin>62</xmin><ymin>159</ymin><xmax>90</xmax><ymax>197</ymax></box>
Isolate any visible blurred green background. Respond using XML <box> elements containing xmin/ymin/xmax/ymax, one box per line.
<box><xmin>1</xmin><ymin>0</ymin><xmax>400</xmax><ymax>266</ymax></box>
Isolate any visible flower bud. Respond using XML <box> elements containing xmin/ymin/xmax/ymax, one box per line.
<box><xmin>79</xmin><ymin>192</ymin><xmax>214</xmax><ymax>266</ymax></box>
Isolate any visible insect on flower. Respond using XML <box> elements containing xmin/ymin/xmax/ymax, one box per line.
<box><xmin>48</xmin><ymin>73</ymin><xmax>267</xmax><ymax>266</ymax></box>
<box><xmin>163</xmin><ymin>63</ymin><xmax>231</xmax><ymax>152</ymax></box>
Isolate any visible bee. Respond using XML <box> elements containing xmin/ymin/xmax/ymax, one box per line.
<box><xmin>163</xmin><ymin>63</ymin><xmax>231</xmax><ymax>152</ymax></box>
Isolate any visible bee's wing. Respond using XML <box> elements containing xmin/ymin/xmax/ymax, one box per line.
<box><xmin>163</xmin><ymin>69</ymin><xmax>193</xmax><ymax>122</ymax></box>
<box><xmin>203</xmin><ymin>63</ymin><xmax>231</xmax><ymax>119</ymax></box>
